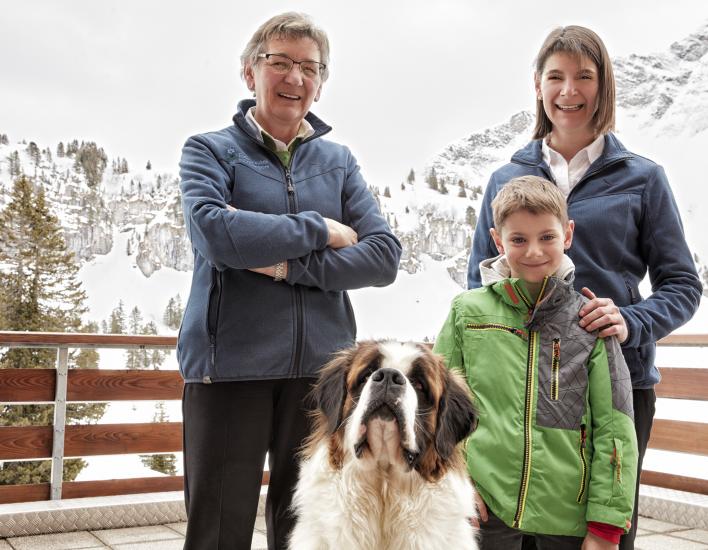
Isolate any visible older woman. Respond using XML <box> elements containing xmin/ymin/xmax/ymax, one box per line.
<box><xmin>468</xmin><ymin>26</ymin><xmax>701</xmax><ymax>549</ymax></box>
<box><xmin>178</xmin><ymin>12</ymin><xmax>401</xmax><ymax>549</ymax></box>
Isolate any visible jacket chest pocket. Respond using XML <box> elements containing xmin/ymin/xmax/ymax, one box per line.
<box><xmin>536</xmin><ymin>335</ymin><xmax>589</xmax><ymax>430</ymax></box>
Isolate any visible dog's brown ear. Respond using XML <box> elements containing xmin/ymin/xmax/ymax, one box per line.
<box><xmin>313</xmin><ymin>349</ymin><xmax>352</xmax><ymax>434</ymax></box>
<box><xmin>434</xmin><ymin>369</ymin><xmax>476</xmax><ymax>461</ymax></box>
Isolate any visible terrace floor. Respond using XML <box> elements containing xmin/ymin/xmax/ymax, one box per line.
<box><xmin>1</xmin><ymin>515</ymin><xmax>708</xmax><ymax>550</ymax></box>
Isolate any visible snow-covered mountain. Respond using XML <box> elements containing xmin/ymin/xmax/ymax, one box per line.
<box><xmin>1</xmin><ymin>21</ymin><xmax>708</xmax><ymax>340</ymax></box>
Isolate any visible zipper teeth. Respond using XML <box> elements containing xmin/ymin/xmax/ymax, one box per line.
<box><xmin>534</xmin><ymin>277</ymin><xmax>550</xmax><ymax>308</ymax></box>
<box><xmin>577</xmin><ymin>425</ymin><xmax>588</xmax><ymax>503</ymax></box>
<box><xmin>465</xmin><ymin>323</ymin><xmax>526</xmax><ymax>339</ymax></box>
<box><xmin>513</xmin><ymin>330</ymin><xmax>537</xmax><ymax>528</ymax></box>
<box><xmin>551</xmin><ymin>338</ymin><xmax>560</xmax><ymax>401</ymax></box>
<box><xmin>284</xmin><ymin>166</ymin><xmax>304</xmax><ymax>377</ymax></box>
<box><xmin>515</xmin><ymin>282</ymin><xmax>533</xmax><ymax>309</ymax></box>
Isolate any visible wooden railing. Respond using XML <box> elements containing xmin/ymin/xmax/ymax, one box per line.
<box><xmin>0</xmin><ymin>331</ymin><xmax>705</xmax><ymax>505</ymax></box>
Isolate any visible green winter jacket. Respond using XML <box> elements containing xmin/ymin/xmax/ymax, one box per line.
<box><xmin>434</xmin><ymin>255</ymin><xmax>638</xmax><ymax>536</ymax></box>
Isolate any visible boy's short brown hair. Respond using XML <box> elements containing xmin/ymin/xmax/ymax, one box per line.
<box><xmin>492</xmin><ymin>176</ymin><xmax>568</xmax><ymax>231</ymax></box>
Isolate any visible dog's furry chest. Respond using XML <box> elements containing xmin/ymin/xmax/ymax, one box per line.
<box><xmin>290</xmin><ymin>446</ymin><xmax>478</xmax><ymax>550</ymax></box>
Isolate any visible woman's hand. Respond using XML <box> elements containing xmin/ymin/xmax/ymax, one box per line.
<box><xmin>579</xmin><ymin>287</ymin><xmax>628</xmax><ymax>343</ymax></box>
<box><xmin>581</xmin><ymin>532</ymin><xmax>618</xmax><ymax>550</ymax></box>
<box><xmin>469</xmin><ymin>491</ymin><xmax>488</xmax><ymax>528</ymax></box>
<box><xmin>324</xmin><ymin>218</ymin><xmax>358</xmax><ymax>249</ymax></box>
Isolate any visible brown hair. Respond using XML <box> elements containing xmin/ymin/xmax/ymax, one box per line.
<box><xmin>241</xmin><ymin>12</ymin><xmax>330</xmax><ymax>81</ymax></box>
<box><xmin>533</xmin><ymin>26</ymin><xmax>615</xmax><ymax>139</ymax></box>
<box><xmin>492</xmin><ymin>176</ymin><xmax>568</xmax><ymax>230</ymax></box>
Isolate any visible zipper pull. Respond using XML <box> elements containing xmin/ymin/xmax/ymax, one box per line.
<box><xmin>285</xmin><ymin>168</ymin><xmax>294</xmax><ymax>194</ymax></box>
<box><xmin>580</xmin><ymin>424</ymin><xmax>587</xmax><ymax>448</ymax></box>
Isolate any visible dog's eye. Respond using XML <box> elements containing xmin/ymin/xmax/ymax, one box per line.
<box><xmin>411</xmin><ymin>378</ymin><xmax>426</xmax><ymax>393</ymax></box>
<box><xmin>356</xmin><ymin>367</ymin><xmax>376</xmax><ymax>387</ymax></box>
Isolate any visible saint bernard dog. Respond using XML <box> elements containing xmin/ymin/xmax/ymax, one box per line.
<box><xmin>290</xmin><ymin>340</ymin><xmax>479</xmax><ymax>550</ymax></box>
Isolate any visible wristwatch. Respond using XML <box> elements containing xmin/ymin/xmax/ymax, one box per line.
<box><xmin>273</xmin><ymin>261</ymin><xmax>286</xmax><ymax>282</ymax></box>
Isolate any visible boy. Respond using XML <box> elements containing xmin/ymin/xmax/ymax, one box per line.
<box><xmin>434</xmin><ymin>176</ymin><xmax>638</xmax><ymax>550</ymax></box>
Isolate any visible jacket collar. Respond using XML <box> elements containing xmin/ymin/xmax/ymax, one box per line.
<box><xmin>232</xmin><ymin>99</ymin><xmax>332</xmax><ymax>143</ymax></box>
<box><xmin>510</xmin><ymin>133</ymin><xmax>632</xmax><ymax>172</ymax></box>
<box><xmin>480</xmin><ymin>254</ymin><xmax>577</xmax><ymax>325</ymax></box>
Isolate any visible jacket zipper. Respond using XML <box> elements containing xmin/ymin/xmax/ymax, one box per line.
<box><xmin>611</xmin><ymin>441</ymin><xmax>623</xmax><ymax>484</ymax></box>
<box><xmin>512</xmin><ymin>329</ymin><xmax>537</xmax><ymax>529</ymax></box>
<box><xmin>285</xmin><ymin>165</ymin><xmax>305</xmax><ymax>377</ymax></box>
<box><xmin>577</xmin><ymin>424</ymin><xmax>588</xmax><ymax>503</ymax></box>
<box><xmin>229</xmin><ymin>115</ymin><xmax>326</xmax><ymax>379</ymax></box>
<box><xmin>465</xmin><ymin>323</ymin><xmax>527</xmax><ymax>340</ymax></box>
<box><xmin>206</xmin><ymin>267</ymin><xmax>222</xmax><ymax>377</ymax></box>
<box><xmin>551</xmin><ymin>338</ymin><xmax>561</xmax><ymax>401</ymax></box>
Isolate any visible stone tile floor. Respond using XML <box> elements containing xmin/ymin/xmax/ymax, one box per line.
<box><xmin>1</xmin><ymin>515</ymin><xmax>706</xmax><ymax>549</ymax></box>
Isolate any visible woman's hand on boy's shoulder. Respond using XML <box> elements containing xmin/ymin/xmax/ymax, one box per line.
<box><xmin>578</xmin><ymin>287</ymin><xmax>628</xmax><ymax>343</ymax></box>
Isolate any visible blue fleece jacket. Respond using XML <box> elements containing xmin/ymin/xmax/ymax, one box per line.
<box><xmin>178</xmin><ymin>100</ymin><xmax>401</xmax><ymax>383</ymax></box>
<box><xmin>468</xmin><ymin>134</ymin><xmax>702</xmax><ymax>388</ymax></box>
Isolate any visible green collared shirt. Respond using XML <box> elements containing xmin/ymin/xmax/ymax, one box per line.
<box><xmin>246</xmin><ymin>106</ymin><xmax>314</xmax><ymax>167</ymax></box>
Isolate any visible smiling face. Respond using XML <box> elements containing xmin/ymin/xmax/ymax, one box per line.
<box><xmin>491</xmin><ymin>209</ymin><xmax>574</xmax><ymax>284</ymax></box>
<box><xmin>535</xmin><ymin>52</ymin><xmax>599</xmax><ymax>144</ymax></box>
<box><xmin>244</xmin><ymin>36</ymin><xmax>323</xmax><ymax>143</ymax></box>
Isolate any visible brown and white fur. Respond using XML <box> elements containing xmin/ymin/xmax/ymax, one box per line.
<box><xmin>290</xmin><ymin>341</ymin><xmax>479</xmax><ymax>550</ymax></box>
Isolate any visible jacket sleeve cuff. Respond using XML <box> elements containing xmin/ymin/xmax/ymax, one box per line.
<box><xmin>619</xmin><ymin>308</ymin><xmax>638</xmax><ymax>349</ymax></box>
<box><xmin>587</xmin><ymin>521</ymin><xmax>623</xmax><ymax>544</ymax></box>
<box><xmin>586</xmin><ymin>502</ymin><xmax>631</xmax><ymax>533</ymax></box>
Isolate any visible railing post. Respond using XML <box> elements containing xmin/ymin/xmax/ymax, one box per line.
<box><xmin>50</xmin><ymin>346</ymin><xmax>69</xmax><ymax>500</ymax></box>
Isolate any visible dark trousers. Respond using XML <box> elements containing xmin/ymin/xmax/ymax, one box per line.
<box><xmin>182</xmin><ymin>378</ymin><xmax>315</xmax><ymax>550</ymax></box>
<box><xmin>480</xmin><ymin>509</ymin><xmax>583</xmax><ymax>550</ymax></box>
<box><xmin>620</xmin><ymin>387</ymin><xmax>656</xmax><ymax>550</ymax></box>
<box><xmin>520</xmin><ymin>388</ymin><xmax>656</xmax><ymax>550</ymax></box>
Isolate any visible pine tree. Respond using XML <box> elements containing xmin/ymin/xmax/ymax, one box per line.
<box><xmin>465</xmin><ymin>206</ymin><xmax>477</xmax><ymax>228</ymax></box>
<box><xmin>139</xmin><ymin>401</ymin><xmax>177</xmax><ymax>475</ymax></box>
<box><xmin>73</xmin><ymin>142</ymin><xmax>107</xmax><ymax>187</ymax></box>
<box><xmin>457</xmin><ymin>180</ymin><xmax>467</xmax><ymax>198</ymax></box>
<box><xmin>407</xmin><ymin>168</ymin><xmax>415</xmax><ymax>184</ymax></box>
<box><xmin>383</xmin><ymin>186</ymin><xmax>391</xmax><ymax>198</ymax></box>
<box><xmin>146</xmin><ymin>160</ymin><xmax>152</xmax><ymax>170</ymax></box>
<box><xmin>0</xmin><ymin>176</ymin><xmax>104</xmax><ymax>485</ymax></box>
<box><xmin>439</xmin><ymin>179</ymin><xmax>449</xmax><ymax>195</ymax></box>
<box><xmin>125</xmin><ymin>306</ymin><xmax>143</xmax><ymax>369</ymax></box>
<box><xmin>426</xmin><ymin>167</ymin><xmax>439</xmax><ymax>191</ymax></box>
<box><xmin>142</xmin><ymin>321</ymin><xmax>166</xmax><ymax>370</ymax></box>
<box><xmin>26</xmin><ymin>142</ymin><xmax>41</xmax><ymax>166</ymax></box>
<box><xmin>108</xmin><ymin>300</ymin><xmax>126</xmax><ymax>334</ymax></box>
<box><xmin>56</xmin><ymin>142</ymin><xmax>65</xmax><ymax>157</ymax></box>
<box><xmin>163</xmin><ymin>294</ymin><xmax>184</xmax><ymax>331</ymax></box>
<box><xmin>7</xmin><ymin>151</ymin><xmax>21</xmax><ymax>177</ymax></box>
<box><xmin>66</xmin><ymin>140</ymin><xmax>79</xmax><ymax>156</ymax></box>
<box><xmin>0</xmin><ymin>133</ymin><xmax>9</xmax><ymax>145</ymax></box>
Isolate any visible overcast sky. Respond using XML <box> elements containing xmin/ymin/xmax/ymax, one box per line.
<box><xmin>2</xmin><ymin>1</ymin><xmax>708</xmax><ymax>187</ymax></box>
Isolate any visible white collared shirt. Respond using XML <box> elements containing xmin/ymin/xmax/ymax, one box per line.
<box><xmin>245</xmin><ymin>107</ymin><xmax>314</xmax><ymax>151</ymax></box>
<box><xmin>541</xmin><ymin>134</ymin><xmax>605</xmax><ymax>197</ymax></box>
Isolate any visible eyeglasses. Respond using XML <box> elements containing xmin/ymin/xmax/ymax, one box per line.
<box><xmin>257</xmin><ymin>53</ymin><xmax>326</xmax><ymax>79</ymax></box>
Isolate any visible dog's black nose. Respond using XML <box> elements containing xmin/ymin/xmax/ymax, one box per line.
<box><xmin>371</xmin><ymin>367</ymin><xmax>406</xmax><ymax>386</ymax></box>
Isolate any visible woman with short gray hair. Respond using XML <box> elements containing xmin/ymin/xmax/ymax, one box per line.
<box><xmin>178</xmin><ymin>11</ymin><xmax>401</xmax><ymax>550</ymax></box>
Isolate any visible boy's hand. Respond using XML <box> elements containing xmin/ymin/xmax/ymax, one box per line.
<box><xmin>581</xmin><ymin>532</ymin><xmax>618</xmax><ymax>550</ymax></box>
<box><xmin>469</xmin><ymin>491</ymin><xmax>488</xmax><ymax>528</ymax></box>
<box><xmin>578</xmin><ymin>287</ymin><xmax>628</xmax><ymax>343</ymax></box>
